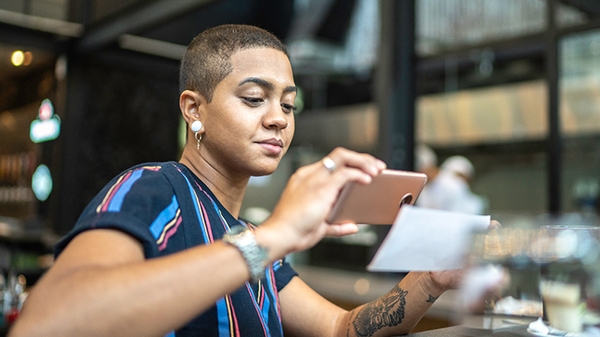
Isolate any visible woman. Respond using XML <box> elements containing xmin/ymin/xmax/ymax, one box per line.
<box><xmin>10</xmin><ymin>24</ymin><xmax>465</xmax><ymax>337</ymax></box>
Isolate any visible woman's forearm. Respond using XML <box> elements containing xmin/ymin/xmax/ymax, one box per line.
<box><xmin>344</xmin><ymin>271</ymin><xmax>445</xmax><ymax>337</ymax></box>
<box><xmin>9</xmin><ymin>232</ymin><xmax>250</xmax><ymax>337</ymax></box>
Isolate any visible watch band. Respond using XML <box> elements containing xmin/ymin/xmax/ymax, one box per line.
<box><xmin>222</xmin><ymin>225</ymin><xmax>269</xmax><ymax>282</ymax></box>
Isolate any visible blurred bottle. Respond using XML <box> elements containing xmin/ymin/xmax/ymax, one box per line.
<box><xmin>3</xmin><ymin>271</ymin><xmax>25</xmax><ymax>326</ymax></box>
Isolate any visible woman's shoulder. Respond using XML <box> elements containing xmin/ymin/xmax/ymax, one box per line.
<box><xmin>95</xmin><ymin>161</ymin><xmax>181</xmax><ymax>201</ymax></box>
<box><xmin>122</xmin><ymin>161</ymin><xmax>179</xmax><ymax>173</ymax></box>
<box><xmin>110</xmin><ymin>161</ymin><xmax>183</xmax><ymax>182</ymax></box>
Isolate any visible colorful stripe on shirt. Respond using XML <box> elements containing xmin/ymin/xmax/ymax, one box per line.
<box><xmin>244</xmin><ymin>282</ymin><xmax>270</xmax><ymax>336</ymax></box>
<box><xmin>176</xmin><ymin>167</ymin><xmax>283</xmax><ymax>336</ymax></box>
<box><xmin>96</xmin><ymin>166</ymin><xmax>161</xmax><ymax>213</ymax></box>
<box><xmin>266</xmin><ymin>265</ymin><xmax>283</xmax><ymax>331</ymax></box>
<box><xmin>178</xmin><ymin>167</ymin><xmax>214</xmax><ymax>243</ymax></box>
<box><xmin>149</xmin><ymin>195</ymin><xmax>183</xmax><ymax>251</ymax></box>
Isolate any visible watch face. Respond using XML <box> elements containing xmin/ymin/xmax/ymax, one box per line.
<box><xmin>228</xmin><ymin>225</ymin><xmax>247</xmax><ymax>235</ymax></box>
<box><xmin>222</xmin><ymin>224</ymin><xmax>267</xmax><ymax>282</ymax></box>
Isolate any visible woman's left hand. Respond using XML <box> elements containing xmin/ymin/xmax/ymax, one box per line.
<box><xmin>429</xmin><ymin>220</ymin><xmax>502</xmax><ymax>291</ymax></box>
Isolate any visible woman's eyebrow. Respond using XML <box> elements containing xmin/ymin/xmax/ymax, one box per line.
<box><xmin>283</xmin><ymin>86</ymin><xmax>297</xmax><ymax>94</ymax></box>
<box><xmin>239</xmin><ymin>77</ymin><xmax>273</xmax><ymax>90</ymax></box>
<box><xmin>238</xmin><ymin>77</ymin><xmax>297</xmax><ymax>94</ymax></box>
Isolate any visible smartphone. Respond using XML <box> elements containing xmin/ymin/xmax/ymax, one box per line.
<box><xmin>327</xmin><ymin>169</ymin><xmax>427</xmax><ymax>225</ymax></box>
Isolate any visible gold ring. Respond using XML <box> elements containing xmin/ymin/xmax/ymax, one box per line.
<box><xmin>322</xmin><ymin>156</ymin><xmax>337</xmax><ymax>173</ymax></box>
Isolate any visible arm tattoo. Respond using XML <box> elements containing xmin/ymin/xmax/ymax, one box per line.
<box><xmin>426</xmin><ymin>294</ymin><xmax>438</xmax><ymax>303</ymax></box>
<box><xmin>346</xmin><ymin>311</ymin><xmax>356</xmax><ymax>337</ymax></box>
<box><xmin>352</xmin><ymin>285</ymin><xmax>408</xmax><ymax>337</ymax></box>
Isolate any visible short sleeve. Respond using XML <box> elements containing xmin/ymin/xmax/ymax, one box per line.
<box><xmin>273</xmin><ymin>258</ymin><xmax>298</xmax><ymax>291</ymax></box>
<box><xmin>55</xmin><ymin>163</ymin><xmax>176</xmax><ymax>258</ymax></box>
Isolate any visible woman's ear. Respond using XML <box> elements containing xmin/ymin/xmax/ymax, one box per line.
<box><xmin>179</xmin><ymin>90</ymin><xmax>204</xmax><ymax>124</ymax></box>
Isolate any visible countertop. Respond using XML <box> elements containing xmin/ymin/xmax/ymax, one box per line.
<box><xmin>407</xmin><ymin>315</ymin><xmax>536</xmax><ymax>336</ymax></box>
<box><xmin>407</xmin><ymin>325</ymin><xmax>530</xmax><ymax>336</ymax></box>
<box><xmin>294</xmin><ymin>265</ymin><xmax>542</xmax><ymax>336</ymax></box>
<box><xmin>294</xmin><ymin>264</ymin><xmax>461</xmax><ymax>319</ymax></box>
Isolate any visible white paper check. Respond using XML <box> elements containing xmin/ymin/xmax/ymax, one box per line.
<box><xmin>367</xmin><ymin>205</ymin><xmax>490</xmax><ymax>272</ymax></box>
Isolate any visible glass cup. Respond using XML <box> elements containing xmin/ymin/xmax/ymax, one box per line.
<box><xmin>463</xmin><ymin>223</ymin><xmax>600</xmax><ymax>331</ymax></box>
<box><xmin>540</xmin><ymin>277</ymin><xmax>583</xmax><ymax>332</ymax></box>
<box><xmin>464</xmin><ymin>227</ymin><xmax>543</xmax><ymax>317</ymax></box>
<box><xmin>534</xmin><ymin>225</ymin><xmax>600</xmax><ymax>333</ymax></box>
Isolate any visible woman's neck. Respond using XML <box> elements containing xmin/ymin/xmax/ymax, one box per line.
<box><xmin>179</xmin><ymin>147</ymin><xmax>248</xmax><ymax>218</ymax></box>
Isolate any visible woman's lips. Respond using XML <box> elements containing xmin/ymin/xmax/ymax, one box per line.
<box><xmin>257</xmin><ymin>138</ymin><xmax>283</xmax><ymax>154</ymax></box>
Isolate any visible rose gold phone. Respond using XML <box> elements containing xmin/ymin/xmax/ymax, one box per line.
<box><xmin>327</xmin><ymin>169</ymin><xmax>427</xmax><ymax>225</ymax></box>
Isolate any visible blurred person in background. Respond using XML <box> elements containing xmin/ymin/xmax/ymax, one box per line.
<box><xmin>417</xmin><ymin>154</ymin><xmax>487</xmax><ymax>215</ymax></box>
<box><xmin>415</xmin><ymin>144</ymin><xmax>439</xmax><ymax>183</ymax></box>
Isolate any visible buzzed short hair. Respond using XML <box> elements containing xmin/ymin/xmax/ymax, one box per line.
<box><xmin>179</xmin><ymin>24</ymin><xmax>289</xmax><ymax>102</ymax></box>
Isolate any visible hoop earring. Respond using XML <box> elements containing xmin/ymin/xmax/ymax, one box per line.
<box><xmin>190</xmin><ymin>120</ymin><xmax>203</xmax><ymax>149</ymax></box>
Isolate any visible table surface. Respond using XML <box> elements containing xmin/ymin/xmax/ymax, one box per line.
<box><xmin>408</xmin><ymin>325</ymin><xmax>532</xmax><ymax>337</ymax></box>
<box><xmin>408</xmin><ymin>315</ymin><xmax>536</xmax><ymax>337</ymax></box>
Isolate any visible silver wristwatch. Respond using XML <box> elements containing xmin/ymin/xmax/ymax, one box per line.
<box><xmin>222</xmin><ymin>225</ymin><xmax>269</xmax><ymax>282</ymax></box>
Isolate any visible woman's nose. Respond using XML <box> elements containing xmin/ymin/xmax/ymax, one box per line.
<box><xmin>264</xmin><ymin>103</ymin><xmax>289</xmax><ymax>129</ymax></box>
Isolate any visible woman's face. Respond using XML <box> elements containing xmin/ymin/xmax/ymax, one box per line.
<box><xmin>200</xmin><ymin>47</ymin><xmax>296</xmax><ymax>177</ymax></box>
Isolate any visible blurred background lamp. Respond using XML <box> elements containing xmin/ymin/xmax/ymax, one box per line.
<box><xmin>30</xmin><ymin>99</ymin><xmax>61</xmax><ymax>143</ymax></box>
<box><xmin>32</xmin><ymin>164</ymin><xmax>52</xmax><ymax>202</ymax></box>
<box><xmin>39</xmin><ymin>99</ymin><xmax>53</xmax><ymax>120</ymax></box>
<box><xmin>11</xmin><ymin>50</ymin><xmax>24</xmax><ymax>66</ymax></box>
<box><xmin>23</xmin><ymin>51</ymin><xmax>33</xmax><ymax>66</ymax></box>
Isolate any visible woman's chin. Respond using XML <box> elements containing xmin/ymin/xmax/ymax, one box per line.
<box><xmin>249</xmin><ymin>163</ymin><xmax>279</xmax><ymax>177</ymax></box>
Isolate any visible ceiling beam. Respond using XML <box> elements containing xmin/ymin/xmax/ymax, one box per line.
<box><xmin>77</xmin><ymin>0</ymin><xmax>216</xmax><ymax>54</ymax></box>
<box><xmin>287</xmin><ymin>0</ymin><xmax>337</xmax><ymax>40</ymax></box>
<box><xmin>0</xmin><ymin>8</ymin><xmax>83</xmax><ymax>37</ymax></box>
<box><xmin>558</xmin><ymin>0</ymin><xmax>600</xmax><ymax>18</ymax></box>
<box><xmin>118</xmin><ymin>34</ymin><xmax>187</xmax><ymax>60</ymax></box>
<box><xmin>0</xmin><ymin>23</ymin><xmax>66</xmax><ymax>52</ymax></box>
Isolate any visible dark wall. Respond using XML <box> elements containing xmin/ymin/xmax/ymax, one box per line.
<box><xmin>51</xmin><ymin>51</ymin><xmax>180</xmax><ymax>235</ymax></box>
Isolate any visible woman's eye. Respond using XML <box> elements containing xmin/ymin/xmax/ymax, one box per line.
<box><xmin>281</xmin><ymin>103</ymin><xmax>297</xmax><ymax>113</ymax></box>
<box><xmin>243</xmin><ymin>97</ymin><xmax>264</xmax><ymax>105</ymax></box>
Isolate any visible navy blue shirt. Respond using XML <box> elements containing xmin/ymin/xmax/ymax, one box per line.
<box><xmin>56</xmin><ymin>162</ymin><xmax>297</xmax><ymax>336</ymax></box>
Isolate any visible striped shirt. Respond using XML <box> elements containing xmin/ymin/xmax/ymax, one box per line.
<box><xmin>56</xmin><ymin>162</ymin><xmax>297</xmax><ymax>336</ymax></box>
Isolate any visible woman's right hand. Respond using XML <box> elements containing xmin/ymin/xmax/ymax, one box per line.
<box><xmin>256</xmin><ymin>147</ymin><xmax>386</xmax><ymax>260</ymax></box>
